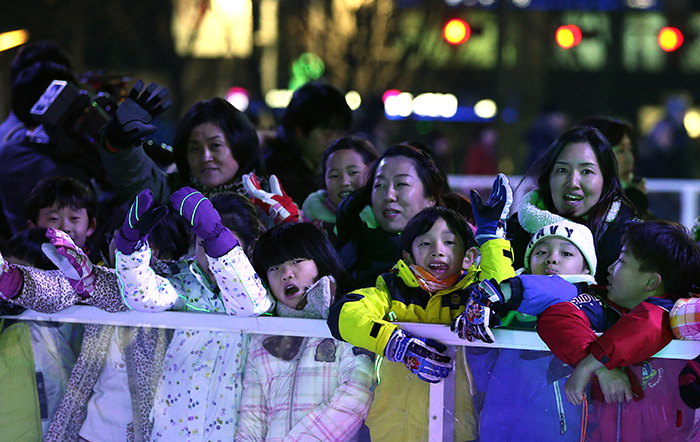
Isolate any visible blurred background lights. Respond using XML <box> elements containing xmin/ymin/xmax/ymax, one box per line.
<box><xmin>216</xmin><ymin>0</ymin><xmax>247</xmax><ymax>15</ymax></box>
<box><xmin>625</xmin><ymin>0</ymin><xmax>656</xmax><ymax>8</ymax></box>
<box><xmin>684</xmin><ymin>110</ymin><xmax>700</xmax><ymax>139</ymax></box>
<box><xmin>412</xmin><ymin>93</ymin><xmax>458</xmax><ymax>118</ymax></box>
<box><xmin>0</xmin><ymin>29</ymin><xmax>29</xmax><ymax>52</ymax></box>
<box><xmin>512</xmin><ymin>0</ymin><xmax>531</xmax><ymax>7</ymax></box>
<box><xmin>382</xmin><ymin>89</ymin><xmax>401</xmax><ymax>103</ymax></box>
<box><xmin>265</xmin><ymin>89</ymin><xmax>294</xmax><ymax>108</ymax></box>
<box><xmin>443</xmin><ymin>19</ymin><xmax>471</xmax><ymax>45</ymax></box>
<box><xmin>555</xmin><ymin>25</ymin><xmax>582</xmax><ymax>49</ymax></box>
<box><xmin>474</xmin><ymin>99</ymin><xmax>497</xmax><ymax>119</ymax></box>
<box><xmin>658</xmin><ymin>27</ymin><xmax>683</xmax><ymax>52</ymax></box>
<box><xmin>226</xmin><ymin>86</ymin><xmax>250</xmax><ymax>111</ymax></box>
<box><xmin>384</xmin><ymin>92</ymin><xmax>414</xmax><ymax>118</ymax></box>
<box><xmin>345</xmin><ymin>91</ymin><xmax>362</xmax><ymax>110</ymax></box>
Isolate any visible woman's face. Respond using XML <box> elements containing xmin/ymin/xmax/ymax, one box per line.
<box><xmin>612</xmin><ymin>133</ymin><xmax>634</xmax><ymax>184</ymax></box>
<box><xmin>371</xmin><ymin>156</ymin><xmax>436</xmax><ymax>233</ymax></box>
<box><xmin>324</xmin><ymin>149</ymin><xmax>369</xmax><ymax>207</ymax></box>
<box><xmin>186</xmin><ymin>122</ymin><xmax>239</xmax><ymax>188</ymax></box>
<box><xmin>548</xmin><ymin>142</ymin><xmax>605</xmax><ymax>218</ymax></box>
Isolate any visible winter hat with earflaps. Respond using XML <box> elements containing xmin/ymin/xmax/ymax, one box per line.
<box><xmin>524</xmin><ymin>219</ymin><xmax>597</xmax><ymax>276</ymax></box>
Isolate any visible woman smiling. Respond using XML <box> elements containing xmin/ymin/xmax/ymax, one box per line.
<box><xmin>508</xmin><ymin>126</ymin><xmax>640</xmax><ymax>284</ymax></box>
<box><xmin>335</xmin><ymin>144</ymin><xmax>446</xmax><ymax>287</ymax></box>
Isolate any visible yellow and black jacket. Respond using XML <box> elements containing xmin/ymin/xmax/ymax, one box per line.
<box><xmin>327</xmin><ymin>238</ymin><xmax>515</xmax><ymax>442</ymax></box>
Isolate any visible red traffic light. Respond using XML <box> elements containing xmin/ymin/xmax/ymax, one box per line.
<box><xmin>555</xmin><ymin>25</ymin><xmax>582</xmax><ymax>49</ymax></box>
<box><xmin>658</xmin><ymin>27</ymin><xmax>683</xmax><ymax>52</ymax></box>
<box><xmin>443</xmin><ymin>19</ymin><xmax>471</xmax><ymax>45</ymax></box>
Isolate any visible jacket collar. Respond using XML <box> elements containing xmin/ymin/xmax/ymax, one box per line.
<box><xmin>518</xmin><ymin>189</ymin><xmax>621</xmax><ymax>234</ymax></box>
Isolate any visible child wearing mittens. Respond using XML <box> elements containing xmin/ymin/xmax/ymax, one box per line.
<box><xmin>115</xmin><ymin>187</ymin><xmax>274</xmax><ymax>442</ymax></box>
<box><xmin>236</xmin><ymin>222</ymin><xmax>374</xmax><ymax>442</ymax></box>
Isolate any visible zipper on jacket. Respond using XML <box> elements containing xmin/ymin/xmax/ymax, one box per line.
<box><xmin>288</xmin><ymin>340</ymin><xmax>304</xmax><ymax>432</ymax></box>
<box><xmin>554</xmin><ymin>380</ymin><xmax>567</xmax><ymax>434</ymax></box>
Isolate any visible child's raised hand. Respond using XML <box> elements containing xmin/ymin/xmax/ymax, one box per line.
<box><xmin>170</xmin><ymin>187</ymin><xmax>239</xmax><ymax>258</ymax></box>
<box><xmin>42</xmin><ymin>228</ymin><xmax>95</xmax><ymax>299</ymax></box>
<box><xmin>242</xmin><ymin>173</ymin><xmax>299</xmax><ymax>225</ymax></box>
<box><xmin>384</xmin><ymin>329</ymin><xmax>453</xmax><ymax>383</ymax></box>
<box><xmin>470</xmin><ymin>173</ymin><xmax>512</xmax><ymax>246</ymax></box>
<box><xmin>117</xmin><ymin>189</ymin><xmax>169</xmax><ymax>255</ymax></box>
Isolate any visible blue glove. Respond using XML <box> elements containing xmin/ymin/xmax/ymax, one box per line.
<box><xmin>451</xmin><ymin>279</ymin><xmax>505</xmax><ymax>343</ymax></box>
<box><xmin>116</xmin><ymin>189</ymin><xmax>169</xmax><ymax>255</ymax></box>
<box><xmin>384</xmin><ymin>329</ymin><xmax>452</xmax><ymax>383</ymax></box>
<box><xmin>169</xmin><ymin>187</ymin><xmax>239</xmax><ymax>258</ymax></box>
<box><xmin>470</xmin><ymin>173</ymin><xmax>512</xmax><ymax>246</ymax></box>
<box><xmin>100</xmin><ymin>80</ymin><xmax>171</xmax><ymax>151</ymax></box>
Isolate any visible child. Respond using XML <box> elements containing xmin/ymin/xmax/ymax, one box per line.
<box><xmin>454</xmin><ymin>219</ymin><xmax>598</xmax><ymax>342</ymax></box>
<box><xmin>0</xmin><ymin>228</ymin><xmax>77</xmax><ymax>440</ymax></box>
<box><xmin>0</xmin><ymin>226</ymin><xmax>171</xmax><ymax>442</ymax></box>
<box><xmin>457</xmin><ymin>220</ymin><xmax>598</xmax><ymax>441</ymax></box>
<box><xmin>234</xmin><ymin>222</ymin><xmax>374</xmax><ymax>442</ymax></box>
<box><xmin>328</xmin><ymin>196</ymin><xmax>515</xmax><ymax>442</ymax></box>
<box><xmin>115</xmin><ymin>187</ymin><xmax>274</xmax><ymax>441</ymax></box>
<box><xmin>537</xmin><ymin>220</ymin><xmax>700</xmax><ymax>441</ymax></box>
<box><xmin>25</xmin><ymin>176</ymin><xmax>97</xmax><ymax>257</ymax></box>
<box><xmin>301</xmin><ymin>136</ymin><xmax>378</xmax><ymax>243</ymax></box>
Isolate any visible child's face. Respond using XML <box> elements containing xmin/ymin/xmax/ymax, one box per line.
<box><xmin>529</xmin><ymin>237</ymin><xmax>588</xmax><ymax>276</ymax></box>
<box><xmin>324</xmin><ymin>149</ymin><xmax>369</xmax><ymax>207</ymax></box>
<box><xmin>266</xmin><ymin>258</ymin><xmax>319</xmax><ymax>308</ymax></box>
<box><xmin>406</xmin><ymin>218</ymin><xmax>465</xmax><ymax>280</ymax></box>
<box><xmin>32</xmin><ymin>203</ymin><xmax>95</xmax><ymax>248</ymax></box>
<box><xmin>606</xmin><ymin>245</ymin><xmax>652</xmax><ymax>310</ymax></box>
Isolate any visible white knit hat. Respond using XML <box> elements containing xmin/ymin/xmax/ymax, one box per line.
<box><xmin>524</xmin><ymin>220</ymin><xmax>597</xmax><ymax>276</ymax></box>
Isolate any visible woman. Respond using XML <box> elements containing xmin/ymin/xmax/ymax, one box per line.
<box><xmin>100</xmin><ymin>94</ymin><xmax>264</xmax><ymax>204</ymax></box>
<box><xmin>335</xmin><ymin>143</ymin><xmax>446</xmax><ymax>287</ymax></box>
<box><xmin>579</xmin><ymin>116</ymin><xmax>651</xmax><ymax>219</ymax></box>
<box><xmin>509</xmin><ymin>126</ymin><xmax>639</xmax><ymax>284</ymax></box>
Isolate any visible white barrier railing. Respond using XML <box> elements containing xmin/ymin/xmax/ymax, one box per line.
<box><xmin>9</xmin><ymin>306</ymin><xmax>700</xmax><ymax>359</ymax></box>
<box><xmin>448</xmin><ymin>175</ymin><xmax>700</xmax><ymax>230</ymax></box>
<box><xmin>8</xmin><ymin>306</ymin><xmax>700</xmax><ymax>442</ymax></box>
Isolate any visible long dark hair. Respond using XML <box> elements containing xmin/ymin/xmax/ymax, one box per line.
<box><xmin>524</xmin><ymin>126</ymin><xmax>636</xmax><ymax>242</ymax></box>
<box><xmin>253</xmin><ymin>222</ymin><xmax>355</xmax><ymax>296</ymax></box>
<box><xmin>172</xmin><ymin>98</ymin><xmax>262</xmax><ymax>185</ymax></box>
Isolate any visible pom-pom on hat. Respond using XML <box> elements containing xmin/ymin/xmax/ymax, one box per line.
<box><xmin>524</xmin><ymin>220</ymin><xmax>597</xmax><ymax>276</ymax></box>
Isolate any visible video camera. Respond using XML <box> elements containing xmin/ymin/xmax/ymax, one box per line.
<box><xmin>30</xmin><ymin>79</ymin><xmax>118</xmax><ymax>149</ymax></box>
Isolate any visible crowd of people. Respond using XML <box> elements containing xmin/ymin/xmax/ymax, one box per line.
<box><xmin>2</xmin><ymin>40</ymin><xmax>700</xmax><ymax>442</ymax></box>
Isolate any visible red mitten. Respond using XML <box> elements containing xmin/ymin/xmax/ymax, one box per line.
<box><xmin>242</xmin><ymin>173</ymin><xmax>299</xmax><ymax>225</ymax></box>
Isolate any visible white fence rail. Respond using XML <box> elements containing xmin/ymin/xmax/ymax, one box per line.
<box><xmin>7</xmin><ymin>305</ymin><xmax>700</xmax><ymax>442</ymax></box>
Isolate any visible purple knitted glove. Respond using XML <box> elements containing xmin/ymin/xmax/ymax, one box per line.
<box><xmin>42</xmin><ymin>228</ymin><xmax>95</xmax><ymax>299</ymax></box>
<box><xmin>169</xmin><ymin>187</ymin><xmax>239</xmax><ymax>258</ymax></box>
<box><xmin>0</xmin><ymin>250</ymin><xmax>22</xmax><ymax>300</ymax></box>
<box><xmin>116</xmin><ymin>189</ymin><xmax>169</xmax><ymax>255</ymax></box>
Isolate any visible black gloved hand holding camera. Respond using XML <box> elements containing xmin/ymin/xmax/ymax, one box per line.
<box><xmin>99</xmin><ymin>80</ymin><xmax>171</xmax><ymax>152</ymax></box>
